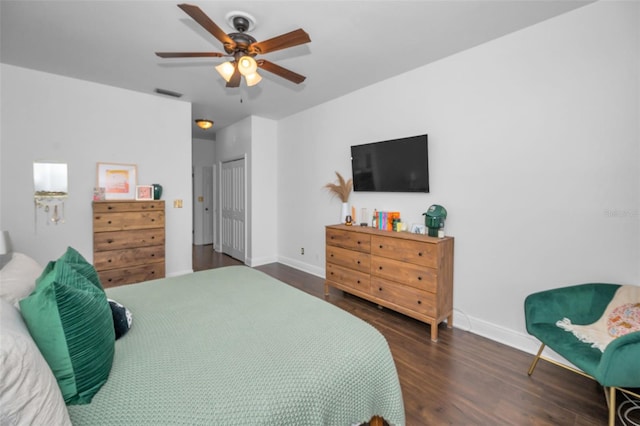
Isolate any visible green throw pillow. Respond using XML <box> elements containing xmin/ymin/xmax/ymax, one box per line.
<box><xmin>19</xmin><ymin>261</ymin><xmax>115</xmax><ymax>405</ymax></box>
<box><xmin>37</xmin><ymin>246</ymin><xmax>103</xmax><ymax>291</ymax></box>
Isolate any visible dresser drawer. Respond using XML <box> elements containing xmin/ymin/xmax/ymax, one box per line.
<box><xmin>326</xmin><ymin>263</ymin><xmax>370</xmax><ymax>293</ymax></box>
<box><xmin>93</xmin><ymin>246</ymin><xmax>164</xmax><ymax>271</ymax></box>
<box><xmin>93</xmin><ymin>201</ymin><xmax>164</xmax><ymax>213</ymax></box>
<box><xmin>326</xmin><ymin>228</ymin><xmax>370</xmax><ymax>253</ymax></box>
<box><xmin>371</xmin><ymin>255</ymin><xmax>437</xmax><ymax>293</ymax></box>
<box><xmin>98</xmin><ymin>263</ymin><xmax>165</xmax><ymax>288</ymax></box>
<box><xmin>94</xmin><ymin>210</ymin><xmax>165</xmax><ymax>232</ymax></box>
<box><xmin>94</xmin><ymin>228</ymin><xmax>165</xmax><ymax>251</ymax></box>
<box><xmin>371</xmin><ymin>236</ymin><xmax>437</xmax><ymax>268</ymax></box>
<box><xmin>372</xmin><ymin>276</ymin><xmax>436</xmax><ymax>317</ymax></box>
<box><xmin>326</xmin><ymin>245</ymin><xmax>370</xmax><ymax>273</ymax></box>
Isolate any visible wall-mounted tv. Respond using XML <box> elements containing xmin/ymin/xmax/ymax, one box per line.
<box><xmin>351</xmin><ymin>134</ymin><xmax>429</xmax><ymax>193</ymax></box>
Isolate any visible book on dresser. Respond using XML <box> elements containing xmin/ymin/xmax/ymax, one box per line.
<box><xmin>325</xmin><ymin>224</ymin><xmax>454</xmax><ymax>342</ymax></box>
<box><xmin>92</xmin><ymin>200</ymin><xmax>165</xmax><ymax>288</ymax></box>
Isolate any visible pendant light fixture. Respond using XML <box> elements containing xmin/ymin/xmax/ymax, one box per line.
<box><xmin>195</xmin><ymin>119</ymin><xmax>214</xmax><ymax>130</ymax></box>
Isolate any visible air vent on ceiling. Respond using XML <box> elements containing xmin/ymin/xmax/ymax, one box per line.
<box><xmin>154</xmin><ymin>88</ymin><xmax>183</xmax><ymax>98</ymax></box>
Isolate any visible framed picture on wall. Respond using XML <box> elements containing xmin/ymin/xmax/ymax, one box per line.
<box><xmin>96</xmin><ymin>163</ymin><xmax>137</xmax><ymax>200</ymax></box>
<box><xmin>135</xmin><ymin>185</ymin><xmax>154</xmax><ymax>201</ymax></box>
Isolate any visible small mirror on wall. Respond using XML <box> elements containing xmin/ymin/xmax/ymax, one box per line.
<box><xmin>33</xmin><ymin>162</ymin><xmax>68</xmax><ymax>225</ymax></box>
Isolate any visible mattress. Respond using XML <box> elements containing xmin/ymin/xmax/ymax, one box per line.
<box><xmin>67</xmin><ymin>266</ymin><xmax>405</xmax><ymax>425</ymax></box>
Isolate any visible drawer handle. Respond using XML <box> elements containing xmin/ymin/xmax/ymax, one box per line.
<box><xmin>107</xmin><ymin>220</ymin><xmax>112</xmax><ymax>224</ymax></box>
<box><xmin>379</xmin><ymin>244</ymin><xmax>383</xmax><ymax>249</ymax></box>
<box><xmin>356</xmin><ymin>260</ymin><xmax>360</xmax><ymax>264</ymax></box>
<box><xmin>330</xmin><ymin>254</ymin><xmax>334</xmax><ymax>257</ymax></box>
<box><xmin>108</xmin><ymin>259</ymin><xmax>112</xmax><ymax>263</ymax></box>
<box><xmin>417</xmin><ymin>300</ymin><xmax>422</xmax><ymax>305</ymax></box>
<box><xmin>107</xmin><ymin>239</ymin><xmax>113</xmax><ymax>244</ymax></box>
<box><xmin>151</xmin><ymin>219</ymin><xmax>155</xmax><ymax>222</ymax></box>
<box><xmin>378</xmin><ymin>266</ymin><xmax>383</xmax><ymax>270</ymax></box>
<box><xmin>357</xmin><ymin>280</ymin><xmax>361</xmax><ymax>284</ymax></box>
<box><xmin>357</xmin><ymin>241</ymin><xmax>361</xmax><ymax>245</ymax></box>
<box><xmin>151</xmin><ymin>271</ymin><xmax>155</xmax><ymax>275</ymax></box>
<box><xmin>418</xmin><ymin>276</ymin><xmax>422</xmax><ymax>281</ymax></box>
<box><xmin>378</xmin><ymin>287</ymin><xmax>383</xmax><ymax>291</ymax></box>
<box><xmin>151</xmin><ymin>236</ymin><xmax>155</xmax><ymax>240</ymax></box>
<box><xmin>330</xmin><ymin>236</ymin><xmax>335</xmax><ymax>240</ymax></box>
<box><xmin>330</xmin><ymin>272</ymin><xmax>334</xmax><ymax>276</ymax></box>
<box><xmin>418</xmin><ymin>252</ymin><xmax>423</xmax><ymax>256</ymax></box>
<box><xmin>108</xmin><ymin>206</ymin><xmax>113</xmax><ymax>210</ymax></box>
<box><xmin>108</xmin><ymin>278</ymin><xmax>113</xmax><ymax>282</ymax></box>
<box><xmin>151</xmin><ymin>254</ymin><xmax>155</xmax><ymax>257</ymax></box>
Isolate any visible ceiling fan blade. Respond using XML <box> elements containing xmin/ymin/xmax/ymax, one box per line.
<box><xmin>249</xmin><ymin>28</ymin><xmax>310</xmax><ymax>55</ymax></box>
<box><xmin>177</xmin><ymin>4</ymin><xmax>236</xmax><ymax>51</ymax></box>
<box><xmin>257</xmin><ymin>60</ymin><xmax>306</xmax><ymax>84</ymax></box>
<box><xmin>155</xmin><ymin>52</ymin><xmax>225</xmax><ymax>58</ymax></box>
<box><xmin>226</xmin><ymin>65</ymin><xmax>241</xmax><ymax>88</ymax></box>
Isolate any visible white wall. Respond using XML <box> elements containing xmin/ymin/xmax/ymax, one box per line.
<box><xmin>0</xmin><ymin>65</ymin><xmax>193</xmax><ymax>277</ymax></box>
<box><xmin>214</xmin><ymin>116</ymin><xmax>278</xmax><ymax>266</ymax></box>
<box><xmin>276</xmin><ymin>1</ymin><xmax>639</xmax><ymax>352</ymax></box>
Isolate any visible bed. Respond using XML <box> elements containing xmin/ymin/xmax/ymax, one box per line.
<box><xmin>0</xmin><ymin>249</ymin><xmax>405</xmax><ymax>426</ymax></box>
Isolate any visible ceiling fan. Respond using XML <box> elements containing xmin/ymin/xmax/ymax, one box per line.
<box><xmin>156</xmin><ymin>4</ymin><xmax>311</xmax><ymax>88</ymax></box>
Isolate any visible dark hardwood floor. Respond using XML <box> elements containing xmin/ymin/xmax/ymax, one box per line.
<box><xmin>193</xmin><ymin>245</ymin><xmax>637</xmax><ymax>425</ymax></box>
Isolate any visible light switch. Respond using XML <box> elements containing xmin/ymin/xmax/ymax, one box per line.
<box><xmin>198</xmin><ymin>196</ymin><xmax>204</xmax><ymax>202</ymax></box>
<box><xmin>173</xmin><ymin>199</ymin><xmax>183</xmax><ymax>208</ymax></box>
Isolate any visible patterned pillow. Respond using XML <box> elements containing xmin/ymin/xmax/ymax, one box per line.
<box><xmin>108</xmin><ymin>299</ymin><xmax>133</xmax><ymax>339</ymax></box>
<box><xmin>19</xmin><ymin>261</ymin><xmax>114</xmax><ymax>405</ymax></box>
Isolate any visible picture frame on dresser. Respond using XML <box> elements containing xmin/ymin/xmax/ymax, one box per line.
<box><xmin>96</xmin><ymin>162</ymin><xmax>137</xmax><ymax>200</ymax></box>
<box><xmin>135</xmin><ymin>185</ymin><xmax>153</xmax><ymax>200</ymax></box>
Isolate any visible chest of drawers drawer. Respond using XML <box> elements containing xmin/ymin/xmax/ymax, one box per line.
<box><xmin>94</xmin><ymin>228</ymin><xmax>165</xmax><ymax>251</ymax></box>
<box><xmin>326</xmin><ymin>263</ymin><xmax>371</xmax><ymax>293</ymax></box>
<box><xmin>371</xmin><ymin>235</ymin><xmax>437</xmax><ymax>268</ymax></box>
<box><xmin>371</xmin><ymin>276</ymin><xmax>436</xmax><ymax>317</ymax></box>
<box><xmin>93</xmin><ymin>245</ymin><xmax>164</xmax><ymax>271</ymax></box>
<box><xmin>326</xmin><ymin>228</ymin><xmax>370</xmax><ymax>252</ymax></box>
<box><xmin>326</xmin><ymin>245</ymin><xmax>370</xmax><ymax>273</ymax></box>
<box><xmin>371</xmin><ymin>255</ymin><xmax>437</xmax><ymax>292</ymax></box>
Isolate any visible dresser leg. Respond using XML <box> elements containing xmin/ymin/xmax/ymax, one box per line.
<box><xmin>324</xmin><ymin>282</ymin><xmax>329</xmax><ymax>297</ymax></box>
<box><xmin>430</xmin><ymin>323</ymin><xmax>438</xmax><ymax>342</ymax></box>
<box><xmin>447</xmin><ymin>312</ymin><xmax>453</xmax><ymax>329</ymax></box>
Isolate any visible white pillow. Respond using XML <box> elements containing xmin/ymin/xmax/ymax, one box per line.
<box><xmin>0</xmin><ymin>252</ymin><xmax>42</xmax><ymax>306</ymax></box>
<box><xmin>0</xmin><ymin>298</ymin><xmax>71</xmax><ymax>425</ymax></box>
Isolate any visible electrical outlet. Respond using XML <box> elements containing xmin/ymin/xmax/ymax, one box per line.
<box><xmin>301</xmin><ymin>248</ymin><xmax>304</xmax><ymax>255</ymax></box>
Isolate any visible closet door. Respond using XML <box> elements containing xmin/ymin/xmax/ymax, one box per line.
<box><xmin>220</xmin><ymin>158</ymin><xmax>245</xmax><ymax>261</ymax></box>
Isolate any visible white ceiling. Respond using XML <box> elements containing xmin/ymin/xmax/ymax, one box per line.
<box><xmin>0</xmin><ymin>1</ymin><xmax>592</xmax><ymax>140</ymax></box>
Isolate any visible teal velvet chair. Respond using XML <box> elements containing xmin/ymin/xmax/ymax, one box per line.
<box><xmin>525</xmin><ymin>283</ymin><xmax>640</xmax><ymax>426</ymax></box>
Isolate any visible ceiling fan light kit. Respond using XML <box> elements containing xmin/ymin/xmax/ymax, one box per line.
<box><xmin>156</xmin><ymin>3</ymin><xmax>310</xmax><ymax>88</ymax></box>
<box><xmin>195</xmin><ymin>119</ymin><xmax>214</xmax><ymax>130</ymax></box>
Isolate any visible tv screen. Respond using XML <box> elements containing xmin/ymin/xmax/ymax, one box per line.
<box><xmin>351</xmin><ymin>134</ymin><xmax>429</xmax><ymax>192</ymax></box>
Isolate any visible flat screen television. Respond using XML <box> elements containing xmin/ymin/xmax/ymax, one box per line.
<box><xmin>351</xmin><ymin>134</ymin><xmax>429</xmax><ymax>192</ymax></box>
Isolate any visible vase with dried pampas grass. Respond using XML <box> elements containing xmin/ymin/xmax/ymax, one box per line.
<box><xmin>324</xmin><ymin>171</ymin><xmax>353</xmax><ymax>223</ymax></box>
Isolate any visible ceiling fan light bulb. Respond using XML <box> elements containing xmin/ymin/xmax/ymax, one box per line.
<box><xmin>215</xmin><ymin>61</ymin><xmax>235</xmax><ymax>82</ymax></box>
<box><xmin>238</xmin><ymin>56</ymin><xmax>257</xmax><ymax>76</ymax></box>
<box><xmin>245</xmin><ymin>72</ymin><xmax>262</xmax><ymax>87</ymax></box>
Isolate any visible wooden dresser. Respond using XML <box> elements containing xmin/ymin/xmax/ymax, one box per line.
<box><xmin>325</xmin><ymin>224</ymin><xmax>454</xmax><ymax>341</ymax></box>
<box><xmin>92</xmin><ymin>200</ymin><xmax>165</xmax><ymax>288</ymax></box>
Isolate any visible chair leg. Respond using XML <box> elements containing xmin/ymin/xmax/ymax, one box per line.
<box><xmin>606</xmin><ymin>387</ymin><xmax>616</xmax><ymax>426</ymax></box>
<box><xmin>528</xmin><ymin>343</ymin><xmax>546</xmax><ymax>376</ymax></box>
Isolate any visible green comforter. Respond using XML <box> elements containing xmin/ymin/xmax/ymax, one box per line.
<box><xmin>68</xmin><ymin>266</ymin><xmax>405</xmax><ymax>425</ymax></box>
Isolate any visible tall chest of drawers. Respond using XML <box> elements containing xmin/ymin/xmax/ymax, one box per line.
<box><xmin>325</xmin><ymin>224</ymin><xmax>454</xmax><ymax>341</ymax></box>
<box><xmin>92</xmin><ymin>201</ymin><xmax>165</xmax><ymax>288</ymax></box>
